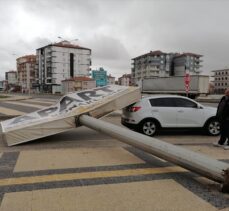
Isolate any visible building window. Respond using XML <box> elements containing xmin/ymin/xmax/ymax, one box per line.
<box><xmin>70</xmin><ymin>53</ymin><xmax>74</xmax><ymax>78</ymax></box>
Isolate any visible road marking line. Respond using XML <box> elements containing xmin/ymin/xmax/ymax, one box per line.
<box><xmin>2</xmin><ymin>101</ymin><xmax>45</xmax><ymax>109</ymax></box>
<box><xmin>1</xmin><ymin>166</ymin><xmax>186</xmax><ymax>186</ymax></box>
<box><xmin>35</xmin><ymin>98</ymin><xmax>57</xmax><ymax>102</ymax></box>
<box><xmin>24</xmin><ymin>99</ymin><xmax>57</xmax><ymax>104</ymax></box>
<box><xmin>0</xmin><ymin>107</ymin><xmax>25</xmax><ymax>115</ymax></box>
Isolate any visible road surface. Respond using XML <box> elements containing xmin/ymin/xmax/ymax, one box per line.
<box><xmin>0</xmin><ymin>96</ymin><xmax>228</xmax><ymax>210</ymax></box>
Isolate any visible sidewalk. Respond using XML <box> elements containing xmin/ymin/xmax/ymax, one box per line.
<box><xmin>0</xmin><ymin>94</ymin><xmax>32</xmax><ymax>102</ymax></box>
<box><xmin>196</xmin><ymin>94</ymin><xmax>223</xmax><ymax>103</ymax></box>
<box><xmin>0</xmin><ymin>95</ymin><xmax>32</xmax><ymax>120</ymax></box>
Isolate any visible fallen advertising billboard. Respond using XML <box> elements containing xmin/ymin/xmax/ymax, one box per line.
<box><xmin>0</xmin><ymin>85</ymin><xmax>141</xmax><ymax>146</ymax></box>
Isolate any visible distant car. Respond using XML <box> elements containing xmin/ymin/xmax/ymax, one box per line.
<box><xmin>121</xmin><ymin>95</ymin><xmax>220</xmax><ymax>136</ymax></box>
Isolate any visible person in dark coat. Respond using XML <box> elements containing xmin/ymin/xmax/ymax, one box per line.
<box><xmin>214</xmin><ymin>88</ymin><xmax>229</xmax><ymax>149</ymax></box>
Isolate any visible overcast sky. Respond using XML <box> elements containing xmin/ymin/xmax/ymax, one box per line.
<box><xmin>0</xmin><ymin>0</ymin><xmax>229</xmax><ymax>80</ymax></box>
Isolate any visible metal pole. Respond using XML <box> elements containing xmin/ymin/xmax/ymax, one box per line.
<box><xmin>79</xmin><ymin>115</ymin><xmax>229</xmax><ymax>190</ymax></box>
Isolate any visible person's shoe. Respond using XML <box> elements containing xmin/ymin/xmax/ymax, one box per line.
<box><xmin>213</xmin><ymin>142</ymin><xmax>224</xmax><ymax>147</ymax></box>
<box><xmin>224</xmin><ymin>145</ymin><xmax>229</xmax><ymax>150</ymax></box>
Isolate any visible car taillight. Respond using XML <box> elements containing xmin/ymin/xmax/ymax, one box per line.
<box><xmin>129</xmin><ymin>106</ymin><xmax>141</xmax><ymax>112</ymax></box>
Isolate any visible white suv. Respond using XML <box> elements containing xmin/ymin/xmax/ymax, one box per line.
<box><xmin>121</xmin><ymin>95</ymin><xmax>220</xmax><ymax>136</ymax></box>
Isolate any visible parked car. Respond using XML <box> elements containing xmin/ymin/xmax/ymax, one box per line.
<box><xmin>121</xmin><ymin>95</ymin><xmax>220</xmax><ymax>136</ymax></box>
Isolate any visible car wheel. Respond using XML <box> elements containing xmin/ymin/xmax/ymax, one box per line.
<box><xmin>205</xmin><ymin>118</ymin><xmax>220</xmax><ymax>136</ymax></box>
<box><xmin>141</xmin><ymin>119</ymin><xmax>157</xmax><ymax>136</ymax></box>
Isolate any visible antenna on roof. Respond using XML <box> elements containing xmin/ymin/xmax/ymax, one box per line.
<box><xmin>57</xmin><ymin>36</ymin><xmax>79</xmax><ymax>44</ymax></box>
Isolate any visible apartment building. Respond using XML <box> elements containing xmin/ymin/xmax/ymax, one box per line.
<box><xmin>107</xmin><ymin>74</ymin><xmax>115</xmax><ymax>85</ymax></box>
<box><xmin>62</xmin><ymin>76</ymin><xmax>96</xmax><ymax>94</ymax></box>
<box><xmin>17</xmin><ymin>55</ymin><xmax>36</xmax><ymax>93</ymax></box>
<box><xmin>212</xmin><ymin>69</ymin><xmax>229</xmax><ymax>94</ymax></box>
<box><xmin>118</xmin><ymin>74</ymin><xmax>131</xmax><ymax>86</ymax></box>
<box><xmin>173</xmin><ymin>53</ymin><xmax>202</xmax><ymax>76</ymax></box>
<box><xmin>0</xmin><ymin>80</ymin><xmax>7</xmax><ymax>91</ymax></box>
<box><xmin>36</xmin><ymin>41</ymin><xmax>91</xmax><ymax>93</ymax></box>
<box><xmin>131</xmin><ymin>51</ymin><xmax>203</xmax><ymax>85</ymax></box>
<box><xmin>5</xmin><ymin>70</ymin><xmax>17</xmax><ymax>85</ymax></box>
<box><xmin>132</xmin><ymin>51</ymin><xmax>169</xmax><ymax>85</ymax></box>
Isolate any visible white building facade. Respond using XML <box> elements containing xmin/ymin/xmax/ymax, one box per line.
<box><xmin>212</xmin><ymin>69</ymin><xmax>229</xmax><ymax>94</ymax></box>
<box><xmin>118</xmin><ymin>74</ymin><xmax>131</xmax><ymax>86</ymax></box>
<box><xmin>5</xmin><ymin>71</ymin><xmax>17</xmax><ymax>85</ymax></box>
<box><xmin>107</xmin><ymin>75</ymin><xmax>115</xmax><ymax>85</ymax></box>
<box><xmin>36</xmin><ymin>41</ymin><xmax>91</xmax><ymax>93</ymax></box>
<box><xmin>131</xmin><ymin>51</ymin><xmax>203</xmax><ymax>85</ymax></box>
<box><xmin>173</xmin><ymin>53</ymin><xmax>202</xmax><ymax>76</ymax></box>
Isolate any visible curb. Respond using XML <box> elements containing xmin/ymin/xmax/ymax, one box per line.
<box><xmin>107</xmin><ymin>111</ymin><xmax>122</xmax><ymax>117</ymax></box>
<box><xmin>196</xmin><ymin>99</ymin><xmax>220</xmax><ymax>103</ymax></box>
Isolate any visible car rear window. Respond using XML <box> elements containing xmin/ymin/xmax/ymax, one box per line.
<box><xmin>149</xmin><ymin>97</ymin><xmax>197</xmax><ymax>108</ymax></box>
<box><xmin>173</xmin><ymin>98</ymin><xmax>197</xmax><ymax>108</ymax></box>
<box><xmin>149</xmin><ymin>98</ymin><xmax>176</xmax><ymax>107</ymax></box>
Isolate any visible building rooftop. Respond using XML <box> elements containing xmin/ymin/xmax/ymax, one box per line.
<box><xmin>17</xmin><ymin>55</ymin><xmax>36</xmax><ymax>63</ymax></box>
<box><xmin>132</xmin><ymin>51</ymin><xmax>202</xmax><ymax>60</ymax></box>
<box><xmin>6</xmin><ymin>70</ymin><xmax>17</xmax><ymax>73</ymax></box>
<box><xmin>212</xmin><ymin>69</ymin><xmax>229</xmax><ymax>72</ymax></box>
<box><xmin>37</xmin><ymin>41</ymin><xmax>91</xmax><ymax>51</ymax></box>
<box><xmin>62</xmin><ymin>79</ymin><xmax>75</xmax><ymax>82</ymax></box>
<box><xmin>118</xmin><ymin>74</ymin><xmax>131</xmax><ymax>80</ymax></box>
<box><xmin>107</xmin><ymin>75</ymin><xmax>115</xmax><ymax>79</ymax></box>
<box><xmin>174</xmin><ymin>53</ymin><xmax>202</xmax><ymax>58</ymax></box>
<box><xmin>132</xmin><ymin>50</ymin><xmax>166</xmax><ymax>60</ymax></box>
<box><xmin>73</xmin><ymin>76</ymin><xmax>94</xmax><ymax>81</ymax></box>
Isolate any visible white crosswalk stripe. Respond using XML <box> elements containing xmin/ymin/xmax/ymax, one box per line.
<box><xmin>0</xmin><ymin>98</ymin><xmax>56</xmax><ymax>116</ymax></box>
<box><xmin>2</xmin><ymin>101</ymin><xmax>45</xmax><ymax>109</ymax></box>
<box><xmin>0</xmin><ymin>107</ymin><xmax>25</xmax><ymax>115</ymax></box>
<box><xmin>23</xmin><ymin>99</ymin><xmax>56</xmax><ymax>105</ymax></box>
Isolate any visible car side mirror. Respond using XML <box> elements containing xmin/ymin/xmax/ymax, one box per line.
<box><xmin>197</xmin><ymin>105</ymin><xmax>203</xmax><ymax>109</ymax></box>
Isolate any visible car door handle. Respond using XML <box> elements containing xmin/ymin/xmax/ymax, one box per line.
<box><xmin>177</xmin><ymin>110</ymin><xmax>184</xmax><ymax>113</ymax></box>
<box><xmin>152</xmin><ymin>109</ymin><xmax>159</xmax><ymax>112</ymax></box>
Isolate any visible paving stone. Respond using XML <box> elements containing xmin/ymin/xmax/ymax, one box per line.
<box><xmin>0</xmin><ymin>180</ymin><xmax>217</xmax><ymax>211</ymax></box>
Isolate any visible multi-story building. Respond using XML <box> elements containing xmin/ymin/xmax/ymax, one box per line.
<box><xmin>91</xmin><ymin>67</ymin><xmax>107</xmax><ymax>87</ymax></box>
<box><xmin>17</xmin><ymin>55</ymin><xmax>36</xmax><ymax>93</ymax></box>
<box><xmin>173</xmin><ymin>53</ymin><xmax>202</xmax><ymax>76</ymax></box>
<box><xmin>131</xmin><ymin>51</ymin><xmax>203</xmax><ymax>85</ymax></box>
<box><xmin>132</xmin><ymin>51</ymin><xmax>168</xmax><ymax>85</ymax></box>
<box><xmin>0</xmin><ymin>80</ymin><xmax>7</xmax><ymax>91</ymax></box>
<box><xmin>5</xmin><ymin>70</ymin><xmax>17</xmax><ymax>85</ymax></box>
<box><xmin>212</xmin><ymin>69</ymin><xmax>229</xmax><ymax>94</ymax></box>
<box><xmin>36</xmin><ymin>41</ymin><xmax>91</xmax><ymax>93</ymax></box>
<box><xmin>107</xmin><ymin>74</ymin><xmax>115</xmax><ymax>85</ymax></box>
<box><xmin>118</xmin><ymin>74</ymin><xmax>131</xmax><ymax>86</ymax></box>
<box><xmin>62</xmin><ymin>76</ymin><xmax>96</xmax><ymax>94</ymax></box>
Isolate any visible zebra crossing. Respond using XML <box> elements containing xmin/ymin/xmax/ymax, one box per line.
<box><xmin>0</xmin><ymin>98</ymin><xmax>58</xmax><ymax>116</ymax></box>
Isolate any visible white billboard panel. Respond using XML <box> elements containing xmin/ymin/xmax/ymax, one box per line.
<box><xmin>0</xmin><ymin>85</ymin><xmax>140</xmax><ymax>146</ymax></box>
